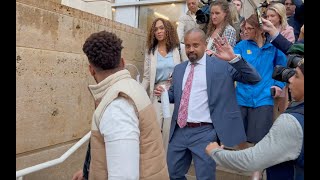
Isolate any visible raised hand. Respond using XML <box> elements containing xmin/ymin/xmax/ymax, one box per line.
<box><xmin>261</xmin><ymin>17</ymin><xmax>278</xmax><ymax>37</ymax></box>
<box><xmin>212</xmin><ymin>36</ymin><xmax>237</xmax><ymax>61</ymax></box>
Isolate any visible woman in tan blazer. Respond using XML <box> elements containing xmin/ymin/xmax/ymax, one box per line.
<box><xmin>141</xmin><ymin>18</ymin><xmax>186</xmax><ymax>153</ymax></box>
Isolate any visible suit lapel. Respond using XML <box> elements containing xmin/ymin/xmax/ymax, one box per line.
<box><xmin>177</xmin><ymin>62</ymin><xmax>188</xmax><ymax>99</ymax></box>
<box><xmin>206</xmin><ymin>55</ymin><xmax>212</xmax><ymax>97</ymax></box>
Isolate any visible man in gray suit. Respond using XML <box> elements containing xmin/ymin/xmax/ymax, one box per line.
<box><xmin>154</xmin><ymin>28</ymin><xmax>261</xmax><ymax>180</ymax></box>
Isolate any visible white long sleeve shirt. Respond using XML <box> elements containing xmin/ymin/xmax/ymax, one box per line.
<box><xmin>99</xmin><ymin>97</ymin><xmax>140</xmax><ymax>180</ymax></box>
<box><xmin>182</xmin><ymin>54</ymin><xmax>211</xmax><ymax>123</ymax></box>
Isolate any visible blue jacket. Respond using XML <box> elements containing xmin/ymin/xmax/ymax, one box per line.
<box><xmin>234</xmin><ymin>40</ymin><xmax>287</xmax><ymax>107</ymax></box>
<box><xmin>168</xmin><ymin>55</ymin><xmax>261</xmax><ymax>147</ymax></box>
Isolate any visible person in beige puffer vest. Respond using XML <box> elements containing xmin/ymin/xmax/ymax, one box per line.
<box><xmin>73</xmin><ymin>30</ymin><xmax>169</xmax><ymax>180</ymax></box>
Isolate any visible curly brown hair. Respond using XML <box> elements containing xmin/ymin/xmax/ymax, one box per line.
<box><xmin>206</xmin><ymin>0</ymin><xmax>233</xmax><ymax>38</ymax></box>
<box><xmin>82</xmin><ymin>31</ymin><xmax>123</xmax><ymax>70</ymax></box>
<box><xmin>146</xmin><ymin>18</ymin><xmax>180</xmax><ymax>55</ymax></box>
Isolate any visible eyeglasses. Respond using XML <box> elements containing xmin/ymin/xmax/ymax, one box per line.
<box><xmin>243</xmin><ymin>27</ymin><xmax>255</xmax><ymax>32</ymax></box>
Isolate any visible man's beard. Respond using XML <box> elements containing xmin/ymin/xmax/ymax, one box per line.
<box><xmin>187</xmin><ymin>53</ymin><xmax>198</xmax><ymax>62</ymax></box>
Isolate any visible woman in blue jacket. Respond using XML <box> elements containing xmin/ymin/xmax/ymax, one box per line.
<box><xmin>233</xmin><ymin>13</ymin><xmax>287</xmax><ymax>179</ymax></box>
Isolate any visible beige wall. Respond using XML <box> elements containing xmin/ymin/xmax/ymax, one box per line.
<box><xmin>61</xmin><ymin>0</ymin><xmax>113</xmax><ymax>19</ymax></box>
<box><xmin>16</xmin><ymin>0</ymin><xmax>146</xmax><ymax>179</ymax></box>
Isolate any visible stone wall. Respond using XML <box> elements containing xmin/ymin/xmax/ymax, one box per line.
<box><xmin>16</xmin><ymin>0</ymin><xmax>146</xmax><ymax>179</ymax></box>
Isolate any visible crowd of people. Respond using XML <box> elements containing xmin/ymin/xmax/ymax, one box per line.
<box><xmin>72</xmin><ymin>0</ymin><xmax>304</xmax><ymax>179</ymax></box>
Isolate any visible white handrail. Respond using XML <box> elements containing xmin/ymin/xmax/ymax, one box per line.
<box><xmin>125</xmin><ymin>63</ymin><xmax>141</xmax><ymax>83</ymax></box>
<box><xmin>16</xmin><ymin>131</ymin><xmax>91</xmax><ymax>178</ymax></box>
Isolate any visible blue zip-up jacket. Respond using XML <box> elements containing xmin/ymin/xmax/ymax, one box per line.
<box><xmin>234</xmin><ymin>40</ymin><xmax>287</xmax><ymax>107</ymax></box>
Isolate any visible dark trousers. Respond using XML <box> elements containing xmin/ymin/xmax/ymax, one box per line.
<box><xmin>167</xmin><ymin>124</ymin><xmax>217</xmax><ymax>180</ymax></box>
<box><xmin>266</xmin><ymin>161</ymin><xmax>294</xmax><ymax>180</ymax></box>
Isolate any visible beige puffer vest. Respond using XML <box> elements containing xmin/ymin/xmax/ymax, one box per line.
<box><xmin>88</xmin><ymin>70</ymin><xmax>169</xmax><ymax>180</ymax></box>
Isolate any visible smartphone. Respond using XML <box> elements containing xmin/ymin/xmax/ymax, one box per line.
<box><xmin>271</xmin><ymin>87</ymin><xmax>275</xmax><ymax>97</ymax></box>
<box><xmin>256</xmin><ymin>8</ymin><xmax>263</xmax><ymax>27</ymax></box>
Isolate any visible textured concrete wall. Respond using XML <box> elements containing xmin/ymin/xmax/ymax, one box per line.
<box><xmin>16</xmin><ymin>0</ymin><xmax>146</xmax><ymax>179</ymax></box>
<box><xmin>61</xmin><ymin>0</ymin><xmax>112</xmax><ymax>19</ymax></box>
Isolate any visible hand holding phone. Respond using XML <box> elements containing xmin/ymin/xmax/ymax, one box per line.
<box><xmin>271</xmin><ymin>87</ymin><xmax>276</xmax><ymax>97</ymax></box>
<box><xmin>256</xmin><ymin>8</ymin><xmax>263</xmax><ymax>27</ymax></box>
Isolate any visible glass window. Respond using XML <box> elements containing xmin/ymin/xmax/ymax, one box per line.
<box><xmin>138</xmin><ymin>3</ymin><xmax>185</xmax><ymax>33</ymax></box>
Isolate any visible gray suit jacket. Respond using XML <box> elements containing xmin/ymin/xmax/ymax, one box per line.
<box><xmin>168</xmin><ymin>54</ymin><xmax>261</xmax><ymax>147</ymax></box>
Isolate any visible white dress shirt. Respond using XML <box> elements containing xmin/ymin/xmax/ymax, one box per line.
<box><xmin>182</xmin><ymin>53</ymin><xmax>211</xmax><ymax>123</ymax></box>
<box><xmin>99</xmin><ymin>97</ymin><xmax>140</xmax><ymax>180</ymax></box>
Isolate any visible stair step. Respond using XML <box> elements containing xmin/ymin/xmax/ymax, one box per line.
<box><xmin>187</xmin><ymin>164</ymin><xmax>266</xmax><ymax>180</ymax></box>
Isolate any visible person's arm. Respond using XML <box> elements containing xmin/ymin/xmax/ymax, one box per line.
<box><xmin>141</xmin><ymin>52</ymin><xmax>151</xmax><ymax>90</ymax></box>
<box><xmin>261</xmin><ymin>18</ymin><xmax>293</xmax><ymax>54</ymax></box>
<box><xmin>206</xmin><ymin>113</ymin><xmax>303</xmax><ymax>172</ymax></box>
<box><xmin>211</xmin><ymin>36</ymin><xmax>261</xmax><ymax>84</ymax></box>
<box><xmin>298</xmin><ymin>24</ymin><xmax>304</xmax><ymax>42</ymax></box>
<box><xmin>227</xmin><ymin>56</ymin><xmax>261</xmax><ymax>85</ymax></box>
<box><xmin>99</xmin><ymin>97</ymin><xmax>140</xmax><ymax>180</ymax></box>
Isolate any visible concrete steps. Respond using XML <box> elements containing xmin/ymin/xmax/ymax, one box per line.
<box><xmin>186</xmin><ymin>164</ymin><xmax>267</xmax><ymax>180</ymax></box>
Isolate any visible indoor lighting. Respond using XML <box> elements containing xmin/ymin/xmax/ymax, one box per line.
<box><xmin>154</xmin><ymin>12</ymin><xmax>169</xmax><ymax>20</ymax></box>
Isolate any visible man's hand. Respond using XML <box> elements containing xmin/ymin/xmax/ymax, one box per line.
<box><xmin>205</xmin><ymin>142</ymin><xmax>224</xmax><ymax>155</ymax></box>
<box><xmin>261</xmin><ymin>17</ymin><xmax>279</xmax><ymax>37</ymax></box>
<box><xmin>72</xmin><ymin>169</ymin><xmax>84</xmax><ymax>180</ymax></box>
<box><xmin>154</xmin><ymin>85</ymin><xmax>165</xmax><ymax>97</ymax></box>
<box><xmin>212</xmin><ymin>36</ymin><xmax>237</xmax><ymax>61</ymax></box>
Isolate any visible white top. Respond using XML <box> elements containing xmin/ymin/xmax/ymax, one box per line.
<box><xmin>182</xmin><ymin>53</ymin><xmax>211</xmax><ymax>123</ymax></box>
<box><xmin>99</xmin><ymin>97</ymin><xmax>140</xmax><ymax>180</ymax></box>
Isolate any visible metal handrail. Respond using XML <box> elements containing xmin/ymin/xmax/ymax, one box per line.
<box><xmin>125</xmin><ymin>63</ymin><xmax>141</xmax><ymax>83</ymax></box>
<box><xmin>16</xmin><ymin>131</ymin><xmax>91</xmax><ymax>179</ymax></box>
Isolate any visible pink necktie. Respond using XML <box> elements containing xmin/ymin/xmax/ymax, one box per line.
<box><xmin>177</xmin><ymin>63</ymin><xmax>195</xmax><ymax>128</ymax></box>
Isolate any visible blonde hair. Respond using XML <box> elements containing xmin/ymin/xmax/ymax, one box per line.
<box><xmin>229</xmin><ymin>3</ymin><xmax>239</xmax><ymax>25</ymax></box>
<box><xmin>267</xmin><ymin>3</ymin><xmax>288</xmax><ymax>30</ymax></box>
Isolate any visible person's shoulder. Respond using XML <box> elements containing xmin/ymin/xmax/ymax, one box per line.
<box><xmin>234</xmin><ymin>39</ymin><xmax>248</xmax><ymax>47</ymax></box>
<box><xmin>178</xmin><ymin>13</ymin><xmax>191</xmax><ymax>21</ymax></box>
<box><xmin>225</xmin><ymin>24</ymin><xmax>236</xmax><ymax>31</ymax></box>
<box><xmin>176</xmin><ymin>60</ymin><xmax>188</xmax><ymax>67</ymax></box>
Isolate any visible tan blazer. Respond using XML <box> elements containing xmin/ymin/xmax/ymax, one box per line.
<box><xmin>141</xmin><ymin>46</ymin><xmax>186</xmax><ymax>101</ymax></box>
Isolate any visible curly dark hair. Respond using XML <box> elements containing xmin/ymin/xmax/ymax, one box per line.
<box><xmin>146</xmin><ymin>18</ymin><xmax>180</xmax><ymax>55</ymax></box>
<box><xmin>82</xmin><ymin>31</ymin><xmax>124</xmax><ymax>70</ymax></box>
